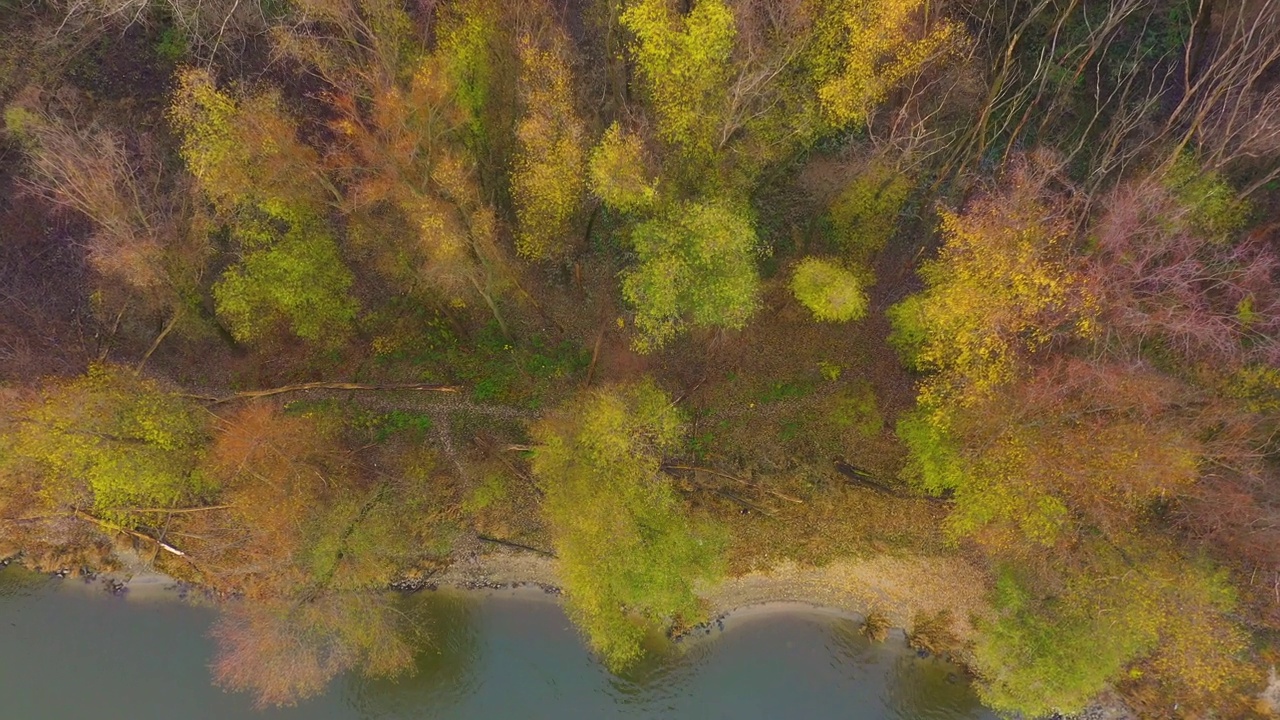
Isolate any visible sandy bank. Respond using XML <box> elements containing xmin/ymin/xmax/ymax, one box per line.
<box><xmin>438</xmin><ymin>548</ymin><xmax>988</xmax><ymax>636</ymax></box>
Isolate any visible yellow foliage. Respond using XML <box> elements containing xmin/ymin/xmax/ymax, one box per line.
<box><xmin>511</xmin><ymin>36</ymin><xmax>587</xmax><ymax>259</ymax></box>
<box><xmin>809</xmin><ymin>0</ymin><xmax>958</xmax><ymax>129</ymax></box>
<box><xmin>2</xmin><ymin>365</ymin><xmax>210</xmax><ymax>524</ymax></box>
<box><xmin>588</xmin><ymin>123</ymin><xmax>657</xmax><ymax>212</ymax></box>
<box><xmin>621</xmin><ymin>0</ymin><xmax>735</xmax><ymax>164</ymax></box>
<box><xmin>891</xmin><ymin>176</ymin><xmax>1093</xmax><ymax>408</ymax></box>
<box><xmin>168</xmin><ymin>68</ymin><xmax>326</xmax><ymax>215</ymax></box>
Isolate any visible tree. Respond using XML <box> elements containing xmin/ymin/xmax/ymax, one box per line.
<box><xmin>889</xmin><ymin>160</ymin><xmax>1267</xmax><ymax>713</ymax></box>
<box><xmin>790</xmin><ymin>257</ymin><xmax>868</xmax><ymax>323</ymax></box>
<box><xmin>826</xmin><ymin>161</ymin><xmax>911</xmax><ymax>262</ymax></box>
<box><xmin>621</xmin><ymin>0</ymin><xmax>736</xmax><ymax>171</ymax></box>
<box><xmin>974</xmin><ymin>546</ymin><xmax>1253</xmax><ymax>717</ymax></box>
<box><xmin>168</xmin><ymin>68</ymin><xmax>330</xmax><ymax>216</ymax></box>
<box><xmin>275</xmin><ymin>0</ymin><xmax>512</xmax><ymax>326</ymax></box>
<box><xmin>511</xmin><ymin>32</ymin><xmax>587</xmax><ymax>259</ymax></box>
<box><xmin>212</xmin><ymin>207</ymin><xmax>357</xmax><ymax>346</ymax></box>
<box><xmin>587</xmin><ymin>123</ymin><xmax>657</xmax><ymax>213</ymax></box>
<box><xmin>5</xmin><ymin>89</ymin><xmax>207</xmax><ymax>319</ymax></box>
<box><xmin>186</xmin><ymin>401</ymin><xmax>352</xmax><ymax>596</ymax></box>
<box><xmin>888</xmin><ymin>168</ymin><xmax>1092</xmax><ymax>407</ymax></box>
<box><xmin>169</xmin><ymin>68</ymin><xmax>357</xmax><ymax>344</ymax></box>
<box><xmin>0</xmin><ymin>365</ymin><xmax>210</xmax><ymax>525</ymax></box>
<box><xmin>901</xmin><ymin>357</ymin><xmax>1201</xmax><ymax>550</ymax></box>
<box><xmin>621</xmin><ymin>0</ymin><xmax>956</xmax><ymax>182</ymax></box>
<box><xmin>805</xmin><ymin>0</ymin><xmax>957</xmax><ymax>129</ymax></box>
<box><xmin>1087</xmin><ymin>167</ymin><xmax>1279</xmax><ymax>370</ymax></box>
<box><xmin>530</xmin><ymin>382</ymin><xmax>724</xmax><ymax>669</ymax></box>
<box><xmin>436</xmin><ymin>0</ymin><xmax>513</xmax><ymax>181</ymax></box>
<box><xmin>622</xmin><ymin>200</ymin><xmax>761</xmax><ymax>352</ymax></box>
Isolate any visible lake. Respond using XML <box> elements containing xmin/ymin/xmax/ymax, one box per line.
<box><xmin>0</xmin><ymin>568</ymin><xmax>996</xmax><ymax>719</ymax></box>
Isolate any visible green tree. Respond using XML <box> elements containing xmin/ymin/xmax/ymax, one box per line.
<box><xmin>975</xmin><ymin>549</ymin><xmax>1251</xmax><ymax>717</ymax></box>
<box><xmin>170</xmin><ymin>68</ymin><xmax>357</xmax><ymax>344</ymax></box>
<box><xmin>530</xmin><ymin>382</ymin><xmax>724</xmax><ymax>669</ymax></box>
<box><xmin>827</xmin><ymin>163</ymin><xmax>912</xmax><ymax>261</ymax></box>
<box><xmin>622</xmin><ymin>200</ymin><xmax>761</xmax><ymax>352</ymax></box>
<box><xmin>1</xmin><ymin>365</ymin><xmax>211</xmax><ymax>524</ymax></box>
<box><xmin>213</xmin><ymin>208</ymin><xmax>357</xmax><ymax>346</ymax></box>
<box><xmin>437</xmin><ymin>0</ymin><xmax>508</xmax><ymax>168</ymax></box>
<box><xmin>790</xmin><ymin>257</ymin><xmax>868</xmax><ymax>323</ymax></box>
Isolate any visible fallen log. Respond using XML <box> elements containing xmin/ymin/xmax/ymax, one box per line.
<box><xmin>832</xmin><ymin>460</ymin><xmax>950</xmax><ymax>504</ymax></box>
<box><xmin>477</xmin><ymin>534</ymin><xmax>557</xmax><ymax>558</ymax></box>
<box><xmin>185</xmin><ymin>382</ymin><xmax>461</xmax><ymax>405</ymax></box>
<box><xmin>72</xmin><ymin>509</ymin><xmax>187</xmax><ymax>556</ymax></box>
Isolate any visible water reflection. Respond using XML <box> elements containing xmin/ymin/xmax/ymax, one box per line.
<box><xmin>885</xmin><ymin>654</ymin><xmax>989</xmax><ymax>720</ymax></box>
<box><xmin>0</xmin><ymin>568</ymin><xmax>996</xmax><ymax>720</ymax></box>
<box><xmin>343</xmin><ymin>593</ymin><xmax>480</xmax><ymax>715</ymax></box>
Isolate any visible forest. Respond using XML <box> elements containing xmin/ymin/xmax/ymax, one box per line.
<box><xmin>0</xmin><ymin>0</ymin><xmax>1279</xmax><ymax>716</ymax></box>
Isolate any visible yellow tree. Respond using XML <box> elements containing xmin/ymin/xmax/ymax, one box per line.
<box><xmin>587</xmin><ymin>122</ymin><xmax>658</xmax><ymax>213</ymax></box>
<box><xmin>888</xmin><ymin>169</ymin><xmax>1092</xmax><ymax>408</ymax></box>
<box><xmin>890</xmin><ymin>163</ymin><xmax>1260</xmax><ymax>715</ymax></box>
<box><xmin>511</xmin><ymin>33</ymin><xmax>588</xmax><ymax>259</ymax></box>
<box><xmin>621</xmin><ymin>0</ymin><xmax>736</xmax><ymax>172</ymax></box>
<box><xmin>806</xmin><ymin>0</ymin><xmax>957</xmax><ymax>129</ymax></box>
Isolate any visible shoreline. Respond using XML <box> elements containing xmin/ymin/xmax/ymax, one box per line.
<box><xmin>3</xmin><ymin>550</ymin><xmax>1135</xmax><ymax>720</ymax></box>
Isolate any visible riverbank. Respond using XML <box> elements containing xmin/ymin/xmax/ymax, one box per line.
<box><xmin>423</xmin><ymin>547</ymin><xmax>1138</xmax><ymax>720</ymax></box>
<box><xmin>21</xmin><ymin>546</ymin><xmax>1137</xmax><ymax>720</ymax></box>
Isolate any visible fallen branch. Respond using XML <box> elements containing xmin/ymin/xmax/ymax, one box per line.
<box><xmin>124</xmin><ymin>504</ymin><xmax>233</xmax><ymax>514</ymax></box>
<box><xmin>477</xmin><ymin>534</ymin><xmax>556</xmax><ymax>557</ymax></box>
<box><xmin>185</xmin><ymin>382</ymin><xmax>461</xmax><ymax>405</ymax></box>
<box><xmin>833</xmin><ymin>460</ymin><xmax>949</xmax><ymax>504</ymax></box>
<box><xmin>712</xmin><ymin>487</ymin><xmax>776</xmax><ymax>517</ymax></box>
<box><xmin>663</xmin><ymin>464</ymin><xmax>804</xmax><ymax>504</ymax></box>
<box><xmin>72</xmin><ymin>509</ymin><xmax>187</xmax><ymax>556</ymax></box>
<box><xmin>584</xmin><ymin>324</ymin><xmax>605</xmax><ymax>388</ymax></box>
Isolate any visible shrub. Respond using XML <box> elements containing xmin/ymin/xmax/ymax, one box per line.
<box><xmin>790</xmin><ymin>257</ymin><xmax>868</xmax><ymax>323</ymax></box>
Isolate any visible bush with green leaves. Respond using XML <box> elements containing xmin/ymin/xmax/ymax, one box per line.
<box><xmin>827</xmin><ymin>164</ymin><xmax>911</xmax><ymax>260</ymax></box>
<box><xmin>530</xmin><ymin>382</ymin><xmax>724</xmax><ymax>669</ymax></box>
<box><xmin>790</xmin><ymin>257</ymin><xmax>868</xmax><ymax>323</ymax></box>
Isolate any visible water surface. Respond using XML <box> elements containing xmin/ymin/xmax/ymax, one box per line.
<box><xmin>0</xmin><ymin>569</ymin><xmax>995</xmax><ymax>719</ymax></box>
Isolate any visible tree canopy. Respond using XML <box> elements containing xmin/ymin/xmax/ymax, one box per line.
<box><xmin>531</xmin><ymin>382</ymin><xmax>723</xmax><ymax>669</ymax></box>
